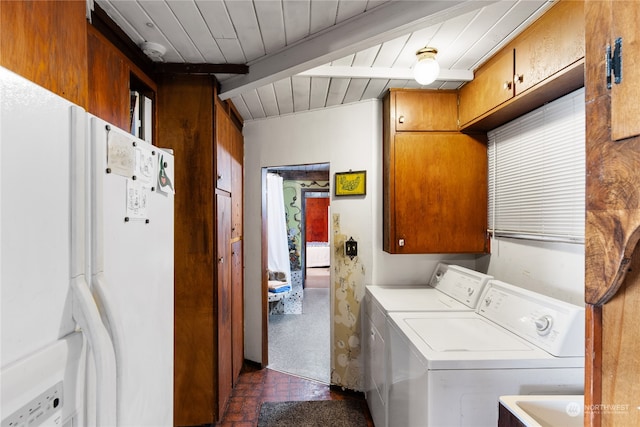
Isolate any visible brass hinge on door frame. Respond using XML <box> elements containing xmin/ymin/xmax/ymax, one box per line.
<box><xmin>606</xmin><ymin>37</ymin><xmax>622</xmax><ymax>89</ymax></box>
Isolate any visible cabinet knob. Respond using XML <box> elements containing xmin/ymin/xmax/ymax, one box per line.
<box><xmin>398</xmin><ymin>238</ymin><xmax>405</xmax><ymax>247</ymax></box>
<box><xmin>217</xmin><ymin>174</ymin><xmax>222</xmax><ymax>180</ymax></box>
<box><xmin>503</xmin><ymin>81</ymin><xmax>513</xmax><ymax>90</ymax></box>
<box><xmin>218</xmin><ymin>257</ymin><xmax>224</xmax><ymax>263</ymax></box>
<box><xmin>514</xmin><ymin>74</ymin><xmax>524</xmax><ymax>84</ymax></box>
<box><xmin>398</xmin><ymin>115</ymin><xmax>405</xmax><ymax>124</ymax></box>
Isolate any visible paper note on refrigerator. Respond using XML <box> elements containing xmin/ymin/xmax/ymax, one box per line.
<box><xmin>134</xmin><ymin>145</ymin><xmax>156</xmax><ymax>185</ymax></box>
<box><xmin>107</xmin><ymin>131</ymin><xmax>135</xmax><ymax>177</ymax></box>
<box><xmin>126</xmin><ymin>179</ymin><xmax>151</xmax><ymax>220</ymax></box>
<box><xmin>157</xmin><ymin>152</ymin><xmax>175</xmax><ymax>195</ymax></box>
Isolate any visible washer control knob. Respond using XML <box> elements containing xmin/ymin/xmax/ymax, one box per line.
<box><xmin>484</xmin><ymin>296</ymin><xmax>492</xmax><ymax>306</ymax></box>
<box><xmin>467</xmin><ymin>287</ymin><xmax>474</xmax><ymax>296</ymax></box>
<box><xmin>535</xmin><ymin>315</ymin><xmax>553</xmax><ymax>335</ymax></box>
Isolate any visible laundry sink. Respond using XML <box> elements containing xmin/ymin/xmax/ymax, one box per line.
<box><xmin>499</xmin><ymin>395</ymin><xmax>584</xmax><ymax>427</ymax></box>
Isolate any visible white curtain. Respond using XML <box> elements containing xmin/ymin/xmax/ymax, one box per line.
<box><xmin>267</xmin><ymin>173</ymin><xmax>291</xmax><ymax>282</ymax></box>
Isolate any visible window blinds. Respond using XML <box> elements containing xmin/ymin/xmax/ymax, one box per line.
<box><xmin>488</xmin><ymin>88</ymin><xmax>585</xmax><ymax>243</ymax></box>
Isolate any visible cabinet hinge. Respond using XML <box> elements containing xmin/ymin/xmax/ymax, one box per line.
<box><xmin>606</xmin><ymin>37</ymin><xmax>622</xmax><ymax>89</ymax></box>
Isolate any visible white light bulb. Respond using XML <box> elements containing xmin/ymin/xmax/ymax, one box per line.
<box><xmin>413</xmin><ymin>57</ymin><xmax>440</xmax><ymax>85</ymax></box>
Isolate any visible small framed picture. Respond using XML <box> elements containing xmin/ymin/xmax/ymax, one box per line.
<box><xmin>335</xmin><ymin>170</ymin><xmax>366</xmax><ymax>196</ymax></box>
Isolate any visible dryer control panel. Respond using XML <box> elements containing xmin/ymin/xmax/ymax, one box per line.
<box><xmin>434</xmin><ymin>265</ymin><xmax>493</xmax><ymax>308</ymax></box>
<box><xmin>478</xmin><ymin>280</ymin><xmax>585</xmax><ymax>357</ymax></box>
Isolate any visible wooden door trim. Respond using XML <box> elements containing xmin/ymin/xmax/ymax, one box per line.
<box><xmin>585</xmin><ymin>304</ymin><xmax>602</xmax><ymax>427</ymax></box>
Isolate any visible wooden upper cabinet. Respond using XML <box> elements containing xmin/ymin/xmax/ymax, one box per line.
<box><xmin>87</xmin><ymin>25</ymin><xmax>157</xmax><ymax>136</ymax></box>
<box><xmin>231</xmin><ymin>122</ymin><xmax>244</xmax><ymax>239</ymax></box>
<box><xmin>394</xmin><ymin>90</ymin><xmax>458</xmax><ymax>131</ymax></box>
<box><xmin>459</xmin><ymin>0</ymin><xmax>584</xmax><ymax>130</ymax></box>
<box><xmin>459</xmin><ymin>48</ymin><xmax>514</xmax><ymax>126</ymax></box>
<box><xmin>0</xmin><ymin>0</ymin><xmax>89</xmax><ymax>108</ymax></box>
<box><xmin>513</xmin><ymin>0</ymin><xmax>585</xmax><ymax>96</ymax></box>
<box><xmin>215</xmin><ymin>102</ymin><xmax>233</xmax><ymax>193</ymax></box>
<box><xmin>87</xmin><ymin>27</ymin><xmax>129</xmax><ymax>131</ymax></box>
<box><xmin>383</xmin><ymin>89</ymin><xmax>488</xmax><ymax>254</ymax></box>
<box><xmin>389</xmin><ymin>132</ymin><xmax>488</xmax><ymax>253</ymax></box>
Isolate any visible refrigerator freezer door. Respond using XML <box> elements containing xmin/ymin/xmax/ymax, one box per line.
<box><xmin>1</xmin><ymin>67</ymin><xmax>117</xmax><ymax>426</ymax></box>
<box><xmin>0</xmin><ymin>332</ymin><xmax>85</xmax><ymax>427</ymax></box>
<box><xmin>1</xmin><ymin>67</ymin><xmax>79</xmax><ymax>365</ymax></box>
<box><xmin>88</xmin><ymin>116</ymin><xmax>174</xmax><ymax>426</ymax></box>
<box><xmin>1</xmin><ymin>67</ymin><xmax>116</xmax><ymax>427</ymax></box>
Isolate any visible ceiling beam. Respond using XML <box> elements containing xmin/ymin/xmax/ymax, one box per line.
<box><xmin>298</xmin><ymin>65</ymin><xmax>474</xmax><ymax>81</ymax></box>
<box><xmin>218</xmin><ymin>0</ymin><xmax>497</xmax><ymax>100</ymax></box>
<box><xmin>154</xmin><ymin>63</ymin><xmax>249</xmax><ymax>75</ymax></box>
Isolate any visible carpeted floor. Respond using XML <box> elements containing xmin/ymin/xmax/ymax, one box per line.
<box><xmin>268</xmin><ymin>287</ymin><xmax>330</xmax><ymax>383</ymax></box>
<box><xmin>257</xmin><ymin>400</ymin><xmax>367</xmax><ymax>427</ymax></box>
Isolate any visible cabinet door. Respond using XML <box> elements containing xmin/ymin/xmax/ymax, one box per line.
<box><xmin>514</xmin><ymin>0</ymin><xmax>584</xmax><ymax>96</ymax></box>
<box><xmin>390</xmin><ymin>132</ymin><xmax>487</xmax><ymax>253</ymax></box>
<box><xmin>231</xmin><ymin>240</ymin><xmax>244</xmax><ymax>384</ymax></box>
<box><xmin>215</xmin><ymin>105</ymin><xmax>233</xmax><ymax>193</ymax></box>
<box><xmin>216</xmin><ymin>193</ymin><xmax>232</xmax><ymax>416</ymax></box>
<box><xmin>231</xmin><ymin>122</ymin><xmax>243</xmax><ymax>239</ymax></box>
<box><xmin>611</xmin><ymin>1</ymin><xmax>640</xmax><ymax>140</ymax></box>
<box><xmin>394</xmin><ymin>90</ymin><xmax>458</xmax><ymax>131</ymax></box>
<box><xmin>458</xmin><ymin>48</ymin><xmax>514</xmax><ymax>126</ymax></box>
<box><xmin>87</xmin><ymin>28</ymin><xmax>129</xmax><ymax>130</ymax></box>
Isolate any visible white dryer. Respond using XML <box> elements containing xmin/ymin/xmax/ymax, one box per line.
<box><xmin>363</xmin><ymin>264</ymin><xmax>493</xmax><ymax>427</ymax></box>
<box><xmin>365</xmin><ymin>263</ymin><xmax>491</xmax><ymax>313</ymax></box>
<box><xmin>386</xmin><ymin>280</ymin><xmax>585</xmax><ymax>427</ymax></box>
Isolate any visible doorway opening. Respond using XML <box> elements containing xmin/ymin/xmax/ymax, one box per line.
<box><xmin>262</xmin><ymin>163</ymin><xmax>331</xmax><ymax>383</ymax></box>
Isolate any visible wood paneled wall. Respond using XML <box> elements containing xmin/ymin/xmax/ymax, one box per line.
<box><xmin>0</xmin><ymin>0</ymin><xmax>88</xmax><ymax>108</ymax></box>
<box><xmin>86</xmin><ymin>25</ymin><xmax>157</xmax><ymax>134</ymax></box>
<box><xmin>86</xmin><ymin>25</ymin><xmax>130</xmax><ymax>130</ymax></box>
<box><xmin>0</xmin><ymin>0</ymin><xmax>156</xmax><ymax>132</ymax></box>
<box><xmin>157</xmin><ymin>74</ymin><xmax>217</xmax><ymax>425</ymax></box>
<box><xmin>585</xmin><ymin>1</ymin><xmax>640</xmax><ymax>425</ymax></box>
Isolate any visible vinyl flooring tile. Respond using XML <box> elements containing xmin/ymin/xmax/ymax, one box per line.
<box><xmin>217</xmin><ymin>364</ymin><xmax>374</xmax><ymax>427</ymax></box>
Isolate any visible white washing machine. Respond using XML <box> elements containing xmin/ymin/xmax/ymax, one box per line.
<box><xmin>363</xmin><ymin>264</ymin><xmax>493</xmax><ymax>427</ymax></box>
<box><xmin>386</xmin><ymin>280</ymin><xmax>585</xmax><ymax>427</ymax></box>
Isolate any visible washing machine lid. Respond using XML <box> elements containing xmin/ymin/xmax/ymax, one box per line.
<box><xmin>406</xmin><ymin>316</ymin><xmax>531</xmax><ymax>352</ymax></box>
<box><xmin>366</xmin><ymin>286</ymin><xmax>471</xmax><ymax>312</ymax></box>
<box><xmin>388</xmin><ymin>311</ymin><xmax>584</xmax><ymax>370</ymax></box>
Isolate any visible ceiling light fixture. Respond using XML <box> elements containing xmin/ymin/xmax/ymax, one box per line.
<box><xmin>413</xmin><ymin>47</ymin><xmax>440</xmax><ymax>85</ymax></box>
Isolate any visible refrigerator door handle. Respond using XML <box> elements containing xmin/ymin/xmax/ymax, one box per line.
<box><xmin>71</xmin><ymin>276</ymin><xmax>117</xmax><ymax>427</ymax></box>
<box><xmin>92</xmin><ymin>272</ymin><xmax>126</xmax><ymax>427</ymax></box>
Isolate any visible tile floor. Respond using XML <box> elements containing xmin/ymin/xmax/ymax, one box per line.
<box><xmin>217</xmin><ymin>363</ymin><xmax>374</xmax><ymax>426</ymax></box>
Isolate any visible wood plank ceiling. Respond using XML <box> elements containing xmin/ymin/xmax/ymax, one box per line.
<box><xmin>94</xmin><ymin>0</ymin><xmax>553</xmax><ymax>122</ymax></box>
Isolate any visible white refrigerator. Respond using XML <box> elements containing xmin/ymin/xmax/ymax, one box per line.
<box><xmin>1</xmin><ymin>66</ymin><xmax>175</xmax><ymax>426</ymax></box>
